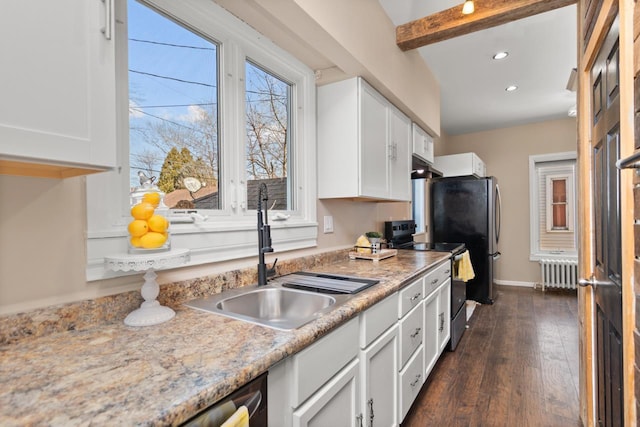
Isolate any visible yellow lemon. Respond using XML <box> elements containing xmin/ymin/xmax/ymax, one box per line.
<box><xmin>140</xmin><ymin>232</ymin><xmax>167</xmax><ymax>249</ymax></box>
<box><xmin>147</xmin><ymin>214</ymin><xmax>168</xmax><ymax>233</ymax></box>
<box><xmin>131</xmin><ymin>202</ymin><xmax>155</xmax><ymax>220</ymax></box>
<box><xmin>130</xmin><ymin>236</ymin><xmax>143</xmax><ymax>248</ymax></box>
<box><xmin>142</xmin><ymin>192</ymin><xmax>161</xmax><ymax>208</ymax></box>
<box><xmin>128</xmin><ymin>220</ymin><xmax>149</xmax><ymax>237</ymax></box>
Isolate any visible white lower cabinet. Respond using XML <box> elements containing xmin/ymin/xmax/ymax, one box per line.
<box><xmin>268</xmin><ymin>260</ymin><xmax>454</xmax><ymax>427</ymax></box>
<box><xmin>423</xmin><ymin>289</ymin><xmax>440</xmax><ymax>376</ymax></box>
<box><xmin>437</xmin><ymin>280</ymin><xmax>452</xmax><ymax>353</ymax></box>
<box><xmin>398</xmin><ymin>302</ymin><xmax>423</xmax><ymax>368</ymax></box>
<box><xmin>360</xmin><ymin>324</ymin><xmax>399</xmax><ymax>427</ymax></box>
<box><xmin>399</xmin><ymin>346</ymin><xmax>424</xmax><ymax>421</ymax></box>
<box><xmin>423</xmin><ymin>278</ymin><xmax>452</xmax><ymax>380</ymax></box>
<box><xmin>268</xmin><ymin>318</ymin><xmax>360</xmax><ymax>427</ymax></box>
<box><xmin>292</xmin><ymin>358</ymin><xmax>360</xmax><ymax>427</ymax></box>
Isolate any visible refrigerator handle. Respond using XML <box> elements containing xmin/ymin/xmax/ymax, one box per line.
<box><xmin>495</xmin><ymin>184</ymin><xmax>502</xmax><ymax>244</ymax></box>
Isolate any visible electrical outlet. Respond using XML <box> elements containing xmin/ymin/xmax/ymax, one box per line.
<box><xmin>323</xmin><ymin>215</ymin><xmax>334</xmax><ymax>233</ymax></box>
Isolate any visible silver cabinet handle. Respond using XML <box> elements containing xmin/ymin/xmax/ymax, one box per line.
<box><xmin>410</xmin><ymin>327</ymin><xmax>421</xmax><ymax>338</ymax></box>
<box><xmin>439</xmin><ymin>312</ymin><xmax>444</xmax><ymax>332</ymax></box>
<box><xmin>410</xmin><ymin>374</ymin><xmax>422</xmax><ymax>387</ymax></box>
<box><xmin>444</xmin><ymin>269</ymin><xmax>450</xmax><ymax>274</ymax></box>
<box><xmin>368</xmin><ymin>398</ymin><xmax>374</xmax><ymax>427</ymax></box>
<box><xmin>431</xmin><ymin>278</ymin><xmax>438</xmax><ymax>285</ymax></box>
<box><xmin>410</xmin><ymin>292</ymin><xmax>421</xmax><ymax>301</ymax></box>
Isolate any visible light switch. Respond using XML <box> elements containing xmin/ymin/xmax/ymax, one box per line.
<box><xmin>323</xmin><ymin>215</ymin><xmax>334</xmax><ymax>233</ymax></box>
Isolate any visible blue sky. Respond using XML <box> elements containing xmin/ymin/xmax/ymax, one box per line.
<box><xmin>127</xmin><ymin>0</ymin><xmax>218</xmax><ymax>187</ymax></box>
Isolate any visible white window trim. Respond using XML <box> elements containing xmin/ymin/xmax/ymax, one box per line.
<box><xmin>528</xmin><ymin>151</ymin><xmax>577</xmax><ymax>261</ymax></box>
<box><xmin>545</xmin><ymin>173</ymin><xmax>574</xmax><ymax>233</ymax></box>
<box><xmin>85</xmin><ymin>0</ymin><xmax>317</xmax><ymax>281</ymax></box>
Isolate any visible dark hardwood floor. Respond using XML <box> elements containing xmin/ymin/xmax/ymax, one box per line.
<box><xmin>402</xmin><ymin>285</ymin><xmax>581</xmax><ymax>427</ymax></box>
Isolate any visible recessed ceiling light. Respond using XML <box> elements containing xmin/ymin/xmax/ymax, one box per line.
<box><xmin>505</xmin><ymin>85</ymin><xmax>518</xmax><ymax>92</ymax></box>
<box><xmin>493</xmin><ymin>52</ymin><xmax>509</xmax><ymax>60</ymax></box>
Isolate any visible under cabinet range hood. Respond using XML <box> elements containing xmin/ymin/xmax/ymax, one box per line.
<box><xmin>412</xmin><ymin>155</ymin><xmax>442</xmax><ymax>179</ymax></box>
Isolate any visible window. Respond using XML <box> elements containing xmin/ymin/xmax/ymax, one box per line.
<box><xmin>546</xmin><ymin>175</ymin><xmax>573</xmax><ymax>231</ymax></box>
<box><xmin>86</xmin><ymin>0</ymin><xmax>317</xmax><ymax>280</ymax></box>
<box><xmin>529</xmin><ymin>152</ymin><xmax>577</xmax><ymax>260</ymax></box>
<box><xmin>127</xmin><ymin>1</ymin><xmax>220</xmax><ymax>209</ymax></box>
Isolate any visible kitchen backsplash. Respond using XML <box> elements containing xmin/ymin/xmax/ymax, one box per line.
<box><xmin>0</xmin><ymin>248</ymin><xmax>350</xmax><ymax>346</ymax></box>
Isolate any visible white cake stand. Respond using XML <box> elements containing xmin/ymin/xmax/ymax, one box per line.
<box><xmin>105</xmin><ymin>248</ymin><xmax>190</xmax><ymax>327</ymax></box>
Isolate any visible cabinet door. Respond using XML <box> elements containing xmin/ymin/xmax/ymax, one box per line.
<box><xmin>293</xmin><ymin>359</ymin><xmax>361</xmax><ymax>427</ymax></box>
<box><xmin>412</xmin><ymin>124</ymin><xmax>434</xmax><ymax>165</ymax></box>
<box><xmin>359</xmin><ymin>81</ymin><xmax>388</xmax><ymax>199</ymax></box>
<box><xmin>361</xmin><ymin>324</ymin><xmax>398</xmax><ymax>427</ymax></box>
<box><xmin>438</xmin><ymin>280</ymin><xmax>452</xmax><ymax>353</ymax></box>
<box><xmin>423</xmin><ymin>290</ymin><xmax>439</xmax><ymax>377</ymax></box>
<box><xmin>388</xmin><ymin>107</ymin><xmax>411</xmax><ymax>201</ymax></box>
<box><xmin>0</xmin><ymin>0</ymin><xmax>116</xmax><ymax>172</ymax></box>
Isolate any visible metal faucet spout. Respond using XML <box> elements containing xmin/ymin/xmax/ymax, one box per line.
<box><xmin>257</xmin><ymin>183</ymin><xmax>276</xmax><ymax>286</ymax></box>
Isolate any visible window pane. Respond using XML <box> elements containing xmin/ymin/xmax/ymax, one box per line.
<box><xmin>552</xmin><ymin>204</ymin><xmax>567</xmax><ymax>229</ymax></box>
<box><xmin>128</xmin><ymin>1</ymin><xmax>219</xmax><ymax>209</ymax></box>
<box><xmin>552</xmin><ymin>179</ymin><xmax>566</xmax><ymax>203</ymax></box>
<box><xmin>245</xmin><ymin>61</ymin><xmax>291</xmax><ymax>210</ymax></box>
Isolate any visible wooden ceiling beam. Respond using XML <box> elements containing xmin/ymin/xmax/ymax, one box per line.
<box><xmin>396</xmin><ymin>0</ymin><xmax>576</xmax><ymax>51</ymax></box>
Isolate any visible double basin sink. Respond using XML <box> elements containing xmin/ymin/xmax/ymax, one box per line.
<box><xmin>184</xmin><ymin>272</ymin><xmax>379</xmax><ymax>330</ymax></box>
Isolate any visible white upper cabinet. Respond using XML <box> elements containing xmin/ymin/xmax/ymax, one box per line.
<box><xmin>318</xmin><ymin>77</ymin><xmax>411</xmax><ymax>201</ymax></box>
<box><xmin>389</xmin><ymin>106</ymin><xmax>412</xmax><ymax>202</ymax></box>
<box><xmin>0</xmin><ymin>0</ymin><xmax>117</xmax><ymax>178</ymax></box>
<box><xmin>412</xmin><ymin>123</ymin><xmax>434</xmax><ymax>165</ymax></box>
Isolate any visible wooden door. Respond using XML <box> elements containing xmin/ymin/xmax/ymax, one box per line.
<box><xmin>579</xmin><ymin>0</ymin><xmax>636</xmax><ymax>424</ymax></box>
<box><xmin>589</xmin><ymin>17</ymin><xmax>623</xmax><ymax>425</ymax></box>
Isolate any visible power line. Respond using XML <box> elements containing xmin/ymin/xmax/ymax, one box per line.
<box><xmin>129</xmin><ymin>38</ymin><xmax>216</xmax><ymax>51</ymax></box>
<box><xmin>135</xmin><ymin>102</ymin><xmax>216</xmax><ymax>109</ymax></box>
<box><xmin>130</xmin><ymin>108</ymin><xmax>216</xmax><ymax>136</ymax></box>
<box><xmin>130</xmin><ymin>69</ymin><xmax>216</xmax><ymax>88</ymax></box>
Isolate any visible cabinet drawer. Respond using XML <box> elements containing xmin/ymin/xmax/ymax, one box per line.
<box><xmin>360</xmin><ymin>292</ymin><xmax>398</xmax><ymax>348</ymax></box>
<box><xmin>292</xmin><ymin>317</ymin><xmax>359</xmax><ymax>407</ymax></box>
<box><xmin>399</xmin><ymin>346</ymin><xmax>424</xmax><ymax>422</ymax></box>
<box><xmin>424</xmin><ymin>260</ymin><xmax>451</xmax><ymax>297</ymax></box>
<box><xmin>399</xmin><ymin>302</ymin><xmax>423</xmax><ymax>368</ymax></box>
<box><xmin>398</xmin><ymin>277</ymin><xmax>423</xmax><ymax>318</ymax></box>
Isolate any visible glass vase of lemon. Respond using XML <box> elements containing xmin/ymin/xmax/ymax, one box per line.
<box><xmin>128</xmin><ymin>184</ymin><xmax>171</xmax><ymax>254</ymax></box>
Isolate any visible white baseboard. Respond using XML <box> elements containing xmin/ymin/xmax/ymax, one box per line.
<box><xmin>494</xmin><ymin>279</ymin><xmax>535</xmax><ymax>288</ymax></box>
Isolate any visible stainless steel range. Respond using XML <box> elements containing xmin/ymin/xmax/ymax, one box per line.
<box><xmin>384</xmin><ymin>219</ymin><xmax>467</xmax><ymax>351</ymax></box>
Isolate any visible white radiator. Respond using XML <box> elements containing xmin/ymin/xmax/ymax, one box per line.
<box><xmin>539</xmin><ymin>259</ymin><xmax>578</xmax><ymax>290</ymax></box>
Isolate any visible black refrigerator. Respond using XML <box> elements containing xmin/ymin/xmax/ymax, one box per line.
<box><xmin>430</xmin><ymin>176</ymin><xmax>501</xmax><ymax>304</ymax></box>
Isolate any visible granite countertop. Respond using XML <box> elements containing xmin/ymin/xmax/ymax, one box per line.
<box><xmin>0</xmin><ymin>250</ymin><xmax>449</xmax><ymax>426</ymax></box>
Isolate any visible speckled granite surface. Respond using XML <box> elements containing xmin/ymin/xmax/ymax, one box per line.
<box><xmin>0</xmin><ymin>250</ymin><xmax>449</xmax><ymax>426</ymax></box>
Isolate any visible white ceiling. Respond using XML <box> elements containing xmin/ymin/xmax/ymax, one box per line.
<box><xmin>378</xmin><ymin>0</ymin><xmax>578</xmax><ymax>135</ymax></box>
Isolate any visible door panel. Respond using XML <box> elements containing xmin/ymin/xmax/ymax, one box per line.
<box><xmin>589</xmin><ymin>16</ymin><xmax>623</xmax><ymax>427</ymax></box>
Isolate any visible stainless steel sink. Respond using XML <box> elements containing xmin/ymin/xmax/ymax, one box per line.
<box><xmin>184</xmin><ymin>283</ymin><xmax>354</xmax><ymax>330</ymax></box>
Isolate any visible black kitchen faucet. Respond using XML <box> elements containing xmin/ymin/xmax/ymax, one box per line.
<box><xmin>257</xmin><ymin>182</ymin><xmax>277</xmax><ymax>286</ymax></box>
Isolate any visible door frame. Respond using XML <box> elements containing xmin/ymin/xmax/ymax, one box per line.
<box><xmin>577</xmin><ymin>0</ymin><xmax>635</xmax><ymax>425</ymax></box>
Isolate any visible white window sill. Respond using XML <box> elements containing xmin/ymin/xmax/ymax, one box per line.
<box><xmin>530</xmin><ymin>252</ymin><xmax>578</xmax><ymax>262</ymax></box>
<box><xmin>87</xmin><ymin>219</ymin><xmax>317</xmax><ymax>281</ymax></box>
